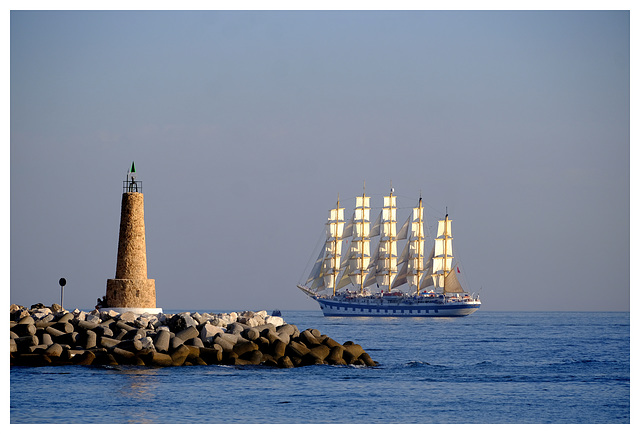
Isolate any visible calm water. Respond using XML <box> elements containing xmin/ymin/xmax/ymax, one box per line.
<box><xmin>10</xmin><ymin>311</ymin><xmax>629</xmax><ymax>424</ymax></box>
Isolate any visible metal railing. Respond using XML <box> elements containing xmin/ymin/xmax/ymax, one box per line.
<box><xmin>122</xmin><ymin>180</ymin><xmax>143</xmax><ymax>193</ymax></box>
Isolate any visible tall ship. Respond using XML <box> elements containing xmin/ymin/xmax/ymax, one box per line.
<box><xmin>297</xmin><ymin>186</ymin><xmax>481</xmax><ymax>317</ymax></box>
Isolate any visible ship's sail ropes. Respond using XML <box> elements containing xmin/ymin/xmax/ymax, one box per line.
<box><xmin>432</xmin><ymin>214</ymin><xmax>464</xmax><ymax>293</ymax></box>
<box><xmin>305</xmin><ymin>196</ymin><xmax>345</xmax><ymax>295</ymax></box>
<box><xmin>366</xmin><ymin>189</ymin><xmax>398</xmax><ymax>291</ymax></box>
<box><xmin>305</xmin><ymin>190</ymin><xmax>467</xmax><ymax>295</ymax></box>
<box><xmin>336</xmin><ymin>190</ymin><xmax>371</xmax><ymax>293</ymax></box>
<box><xmin>393</xmin><ymin>197</ymin><xmax>426</xmax><ymax>294</ymax></box>
<box><xmin>298</xmin><ymin>186</ymin><xmax>481</xmax><ymax>317</ymax></box>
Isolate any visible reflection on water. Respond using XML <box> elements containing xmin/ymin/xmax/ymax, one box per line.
<box><xmin>114</xmin><ymin>367</ymin><xmax>163</xmax><ymax>423</ymax></box>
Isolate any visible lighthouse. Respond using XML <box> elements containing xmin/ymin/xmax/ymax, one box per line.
<box><xmin>102</xmin><ymin>163</ymin><xmax>162</xmax><ymax>314</ymax></box>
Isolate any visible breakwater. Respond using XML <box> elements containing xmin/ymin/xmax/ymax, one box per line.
<box><xmin>9</xmin><ymin>304</ymin><xmax>378</xmax><ymax>368</ymax></box>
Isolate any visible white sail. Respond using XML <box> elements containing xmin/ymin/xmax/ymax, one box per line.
<box><xmin>391</xmin><ymin>261</ymin><xmax>408</xmax><ymax>289</ymax></box>
<box><xmin>418</xmin><ymin>246</ymin><xmax>435</xmax><ymax>289</ymax></box>
<box><xmin>431</xmin><ymin>214</ymin><xmax>460</xmax><ymax>293</ymax></box>
<box><xmin>372</xmin><ymin>192</ymin><xmax>398</xmax><ymax>289</ymax></box>
<box><xmin>443</xmin><ymin>263</ymin><xmax>465</xmax><ymax>293</ymax></box>
<box><xmin>306</xmin><ymin>198</ymin><xmax>346</xmax><ymax>295</ymax></box>
<box><xmin>341</xmin><ymin>192</ymin><xmax>371</xmax><ymax>291</ymax></box>
<box><xmin>342</xmin><ymin>213</ymin><xmax>354</xmax><ymax>238</ymax></box>
<box><xmin>369</xmin><ymin>211</ymin><xmax>381</xmax><ymax>237</ymax></box>
<box><xmin>404</xmin><ymin>201</ymin><xmax>425</xmax><ymax>293</ymax></box>
<box><xmin>397</xmin><ymin>215</ymin><xmax>410</xmax><ymax>240</ymax></box>
<box><xmin>436</xmin><ymin>219</ymin><xmax>452</xmax><ymax>238</ymax></box>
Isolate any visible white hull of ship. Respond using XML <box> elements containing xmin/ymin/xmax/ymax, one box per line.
<box><xmin>303</xmin><ymin>296</ymin><xmax>478</xmax><ymax>319</ymax></box>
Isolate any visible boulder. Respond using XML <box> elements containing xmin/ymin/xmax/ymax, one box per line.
<box><xmin>233</xmin><ymin>341</ymin><xmax>258</xmax><ymax>357</ymax></box>
<box><xmin>154</xmin><ymin>330</ymin><xmax>171</xmax><ymax>353</ymax></box>
<box><xmin>11</xmin><ymin>307</ymin><xmax>30</xmax><ymax>321</ymax></box>
<box><xmin>12</xmin><ymin>323</ymin><xmax>36</xmax><ymax>337</ymax></box>
<box><xmin>44</xmin><ymin>343</ymin><xmax>63</xmax><ymax>358</ymax></box>
<box><xmin>213</xmin><ymin>335</ymin><xmax>234</xmax><ymax>353</ymax></box>
<box><xmin>286</xmin><ymin>341</ymin><xmax>310</xmax><ymax>358</ymax></box>
<box><xmin>277</xmin><ymin>356</ymin><xmax>294</xmax><ymax>368</ymax></box>
<box><xmin>139</xmin><ymin>336</ymin><xmax>155</xmax><ymax>351</ymax></box>
<box><xmin>39</xmin><ymin>333</ymin><xmax>53</xmax><ymax>347</ymax></box>
<box><xmin>226</xmin><ymin>322</ymin><xmax>246</xmax><ymax>335</ymax></box>
<box><xmin>327</xmin><ymin>346</ymin><xmax>346</xmax><ymax>365</ymax></box>
<box><xmin>170</xmin><ymin>344</ymin><xmax>190</xmax><ymax>366</ymax></box>
<box><xmin>300</xmin><ymin>330</ymin><xmax>320</xmax><ymax>347</ymax></box>
<box><xmin>85</xmin><ymin>314</ymin><xmax>102</xmax><ymax>324</ymax></box>
<box><xmin>240</xmin><ymin>350</ymin><xmax>263</xmax><ymax>364</ymax></box>
<box><xmin>75</xmin><ymin>350</ymin><xmax>96</xmax><ymax>365</ymax></box>
<box><xmin>199</xmin><ymin>347</ymin><xmax>222</xmax><ymax>365</ymax></box>
<box><xmin>83</xmin><ymin>330</ymin><xmax>97</xmax><ymax>349</ymax></box>
<box><xmin>243</xmin><ymin>327</ymin><xmax>261</xmax><ymax>341</ymax></box>
<box><xmin>15</xmin><ymin>335</ymin><xmax>39</xmax><ymax>350</ymax></box>
<box><xmin>57</xmin><ymin>313</ymin><xmax>74</xmax><ymax>323</ymax></box>
<box><xmin>265</xmin><ymin>315</ymin><xmax>284</xmax><ymax>327</ymax></box>
<box><xmin>175</xmin><ymin>325</ymin><xmax>199</xmax><ymax>342</ymax></box>
<box><xmin>200</xmin><ymin>323</ymin><xmax>224</xmax><ymax>344</ymax></box>
<box><xmin>360</xmin><ymin>352</ymin><xmax>377</xmax><ymax>367</ymax></box>
<box><xmin>18</xmin><ymin>316</ymin><xmax>35</xmax><ymax>326</ymax></box>
<box><xmin>51</xmin><ymin>322</ymin><xmax>74</xmax><ymax>334</ymax></box>
<box><xmin>343</xmin><ymin>343</ymin><xmax>365</xmax><ymax>360</ymax></box>
<box><xmin>168</xmin><ymin>313</ymin><xmax>198</xmax><ymax>332</ymax></box>
<box><xmin>75</xmin><ymin>320</ymin><xmax>99</xmax><ymax>331</ymax></box>
<box><xmin>307</xmin><ymin>344</ymin><xmax>331</xmax><ymax>361</ymax></box>
<box><xmin>134</xmin><ymin>317</ymin><xmax>149</xmax><ymax>329</ymax></box>
<box><xmin>119</xmin><ymin>311</ymin><xmax>137</xmax><ymax>323</ymax></box>
<box><xmin>170</xmin><ymin>336</ymin><xmax>184</xmax><ymax>351</ymax></box>
<box><xmin>271</xmin><ymin>339</ymin><xmax>287</xmax><ymax>358</ymax></box>
<box><xmin>99</xmin><ymin>337</ymin><xmax>121</xmax><ymax>349</ymax></box>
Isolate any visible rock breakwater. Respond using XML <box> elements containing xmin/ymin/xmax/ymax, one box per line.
<box><xmin>9</xmin><ymin>305</ymin><xmax>378</xmax><ymax>368</ymax></box>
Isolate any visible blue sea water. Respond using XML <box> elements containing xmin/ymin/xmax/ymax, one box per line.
<box><xmin>10</xmin><ymin>311</ymin><xmax>629</xmax><ymax>424</ymax></box>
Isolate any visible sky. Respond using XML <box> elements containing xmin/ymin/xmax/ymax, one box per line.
<box><xmin>8</xmin><ymin>8</ymin><xmax>631</xmax><ymax>312</ymax></box>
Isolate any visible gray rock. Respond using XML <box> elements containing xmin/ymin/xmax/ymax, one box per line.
<box><xmin>168</xmin><ymin>313</ymin><xmax>198</xmax><ymax>332</ymax></box>
<box><xmin>139</xmin><ymin>336</ymin><xmax>155</xmax><ymax>351</ymax></box>
<box><xmin>200</xmin><ymin>323</ymin><xmax>224</xmax><ymax>344</ymax></box>
<box><xmin>119</xmin><ymin>311</ymin><xmax>137</xmax><ymax>323</ymax></box>
<box><xmin>154</xmin><ymin>330</ymin><xmax>171</xmax><ymax>353</ymax></box>
<box><xmin>85</xmin><ymin>314</ymin><xmax>102</xmax><ymax>324</ymax></box>
<box><xmin>175</xmin><ymin>325</ymin><xmax>199</xmax><ymax>342</ymax></box>
<box><xmin>134</xmin><ymin>317</ymin><xmax>149</xmax><ymax>329</ymax></box>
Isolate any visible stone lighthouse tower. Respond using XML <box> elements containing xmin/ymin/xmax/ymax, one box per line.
<box><xmin>102</xmin><ymin>162</ymin><xmax>162</xmax><ymax>314</ymax></box>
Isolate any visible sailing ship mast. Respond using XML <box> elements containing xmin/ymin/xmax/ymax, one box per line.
<box><xmin>303</xmin><ymin>194</ymin><xmax>345</xmax><ymax>295</ymax></box>
<box><xmin>336</xmin><ymin>183</ymin><xmax>371</xmax><ymax>294</ymax></box>
<box><xmin>430</xmin><ymin>212</ymin><xmax>465</xmax><ymax>294</ymax></box>
<box><xmin>325</xmin><ymin>194</ymin><xmax>345</xmax><ymax>296</ymax></box>
<box><xmin>365</xmin><ymin>185</ymin><xmax>398</xmax><ymax>292</ymax></box>
<box><xmin>393</xmin><ymin>195</ymin><xmax>426</xmax><ymax>295</ymax></box>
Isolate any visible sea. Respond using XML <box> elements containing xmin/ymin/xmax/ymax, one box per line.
<box><xmin>9</xmin><ymin>310</ymin><xmax>630</xmax><ymax>425</ymax></box>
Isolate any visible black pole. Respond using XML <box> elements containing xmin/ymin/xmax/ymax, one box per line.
<box><xmin>59</xmin><ymin>278</ymin><xmax>66</xmax><ymax>310</ymax></box>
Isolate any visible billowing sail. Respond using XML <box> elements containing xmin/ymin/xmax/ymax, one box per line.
<box><xmin>373</xmin><ymin>192</ymin><xmax>398</xmax><ymax>288</ymax></box>
<box><xmin>405</xmin><ymin>200</ymin><xmax>425</xmax><ymax>290</ymax></box>
<box><xmin>304</xmin><ymin>192</ymin><xmax>470</xmax><ymax>298</ymax></box>
<box><xmin>418</xmin><ymin>246</ymin><xmax>435</xmax><ymax>289</ymax></box>
<box><xmin>431</xmin><ymin>214</ymin><xmax>460</xmax><ymax>293</ymax></box>
<box><xmin>306</xmin><ymin>198</ymin><xmax>345</xmax><ymax>295</ymax></box>
<box><xmin>392</xmin><ymin>198</ymin><xmax>425</xmax><ymax>292</ymax></box>
<box><xmin>335</xmin><ymin>193</ymin><xmax>371</xmax><ymax>291</ymax></box>
<box><xmin>444</xmin><ymin>263</ymin><xmax>465</xmax><ymax>293</ymax></box>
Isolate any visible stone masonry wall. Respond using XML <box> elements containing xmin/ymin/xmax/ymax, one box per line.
<box><xmin>115</xmin><ymin>192</ymin><xmax>148</xmax><ymax>280</ymax></box>
<box><xmin>105</xmin><ymin>192</ymin><xmax>156</xmax><ymax>309</ymax></box>
<box><xmin>106</xmin><ymin>279</ymin><xmax>156</xmax><ymax>308</ymax></box>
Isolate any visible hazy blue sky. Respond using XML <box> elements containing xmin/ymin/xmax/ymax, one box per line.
<box><xmin>9</xmin><ymin>10</ymin><xmax>630</xmax><ymax>312</ymax></box>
